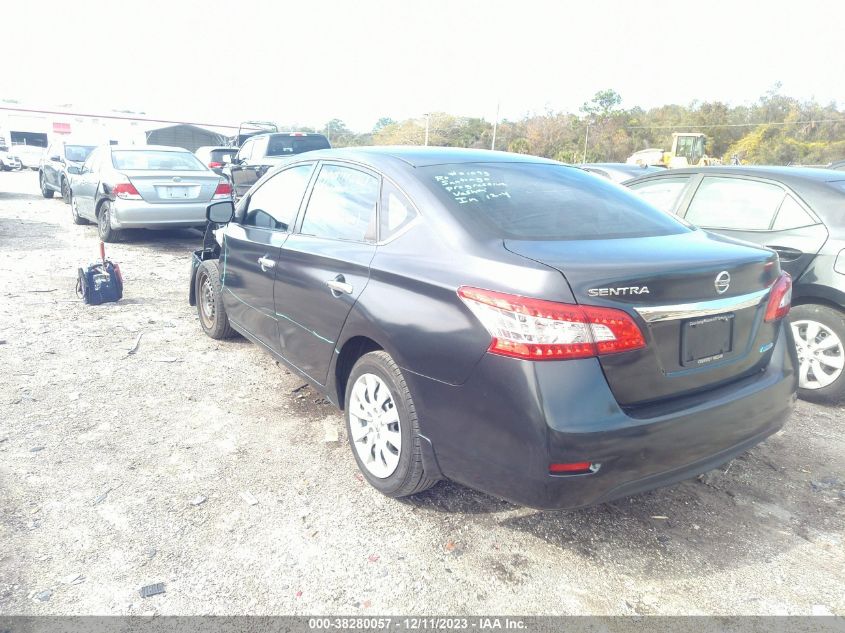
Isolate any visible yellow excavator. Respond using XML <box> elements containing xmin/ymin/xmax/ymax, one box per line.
<box><xmin>627</xmin><ymin>132</ymin><xmax>721</xmax><ymax>169</ymax></box>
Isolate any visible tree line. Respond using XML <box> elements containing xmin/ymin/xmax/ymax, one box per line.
<box><xmin>300</xmin><ymin>85</ymin><xmax>845</xmax><ymax>166</ymax></box>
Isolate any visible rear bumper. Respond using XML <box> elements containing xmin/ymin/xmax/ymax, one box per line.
<box><xmin>403</xmin><ymin>323</ymin><xmax>797</xmax><ymax>510</ymax></box>
<box><xmin>111</xmin><ymin>199</ymin><xmax>209</xmax><ymax>229</ymax></box>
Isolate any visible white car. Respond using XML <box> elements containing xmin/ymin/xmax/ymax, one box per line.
<box><xmin>0</xmin><ymin>149</ymin><xmax>21</xmax><ymax>171</ymax></box>
<box><xmin>10</xmin><ymin>145</ymin><xmax>46</xmax><ymax>170</ymax></box>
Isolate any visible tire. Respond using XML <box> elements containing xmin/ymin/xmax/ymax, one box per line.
<box><xmin>790</xmin><ymin>304</ymin><xmax>845</xmax><ymax>403</ymax></box>
<box><xmin>345</xmin><ymin>351</ymin><xmax>438</xmax><ymax>498</ymax></box>
<box><xmin>61</xmin><ymin>177</ymin><xmax>71</xmax><ymax>204</ymax></box>
<box><xmin>195</xmin><ymin>260</ymin><xmax>235</xmax><ymax>339</ymax></box>
<box><xmin>70</xmin><ymin>195</ymin><xmax>88</xmax><ymax>225</ymax></box>
<box><xmin>97</xmin><ymin>201</ymin><xmax>120</xmax><ymax>242</ymax></box>
<box><xmin>39</xmin><ymin>172</ymin><xmax>54</xmax><ymax>198</ymax></box>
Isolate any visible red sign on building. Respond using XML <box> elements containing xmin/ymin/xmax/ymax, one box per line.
<box><xmin>53</xmin><ymin>122</ymin><xmax>71</xmax><ymax>134</ymax></box>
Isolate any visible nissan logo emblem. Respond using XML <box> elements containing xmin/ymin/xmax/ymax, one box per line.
<box><xmin>715</xmin><ymin>271</ymin><xmax>731</xmax><ymax>294</ymax></box>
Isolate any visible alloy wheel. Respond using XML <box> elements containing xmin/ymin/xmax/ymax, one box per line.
<box><xmin>791</xmin><ymin>319</ymin><xmax>844</xmax><ymax>390</ymax></box>
<box><xmin>348</xmin><ymin>373</ymin><xmax>402</xmax><ymax>478</ymax></box>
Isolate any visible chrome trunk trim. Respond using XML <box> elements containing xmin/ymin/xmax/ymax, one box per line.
<box><xmin>634</xmin><ymin>288</ymin><xmax>770</xmax><ymax>323</ymax></box>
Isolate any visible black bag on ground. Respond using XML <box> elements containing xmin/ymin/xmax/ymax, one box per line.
<box><xmin>77</xmin><ymin>260</ymin><xmax>123</xmax><ymax>305</ymax></box>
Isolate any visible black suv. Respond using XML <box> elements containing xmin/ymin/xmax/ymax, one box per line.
<box><xmin>188</xmin><ymin>147</ymin><xmax>796</xmax><ymax>509</ymax></box>
<box><xmin>39</xmin><ymin>140</ymin><xmax>96</xmax><ymax>203</ymax></box>
<box><xmin>628</xmin><ymin>166</ymin><xmax>845</xmax><ymax>402</ymax></box>
<box><xmin>225</xmin><ymin>132</ymin><xmax>331</xmax><ymax>199</ymax></box>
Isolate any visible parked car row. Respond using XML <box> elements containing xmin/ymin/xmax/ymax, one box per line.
<box><xmin>187</xmin><ymin>146</ymin><xmax>799</xmax><ymax>509</ymax></box>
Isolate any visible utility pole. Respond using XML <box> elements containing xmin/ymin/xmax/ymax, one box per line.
<box><xmin>424</xmin><ymin>113</ymin><xmax>430</xmax><ymax>146</ymax></box>
<box><xmin>491</xmin><ymin>101</ymin><xmax>499</xmax><ymax>151</ymax></box>
<box><xmin>582</xmin><ymin>123</ymin><xmax>590</xmax><ymax>164</ymax></box>
<box><xmin>326</xmin><ymin>121</ymin><xmax>331</xmax><ymax>143</ymax></box>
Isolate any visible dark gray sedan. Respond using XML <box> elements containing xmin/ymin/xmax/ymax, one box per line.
<box><xmin>189</xmin><ymin>147</ymin><xmax>796</xmax><ymax>509</ymax></box>
<box><xmin>68</xmin><ymin>145</ymin><xmax>232</xmax><ymax>241</ymax></box>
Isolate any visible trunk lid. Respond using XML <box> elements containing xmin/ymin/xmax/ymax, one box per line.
<box><xmin>125</xmin><ymin>171</ymin><xmax>221</xmax><ymax>204</ymax></box>
<box><xmin>505</xmin><ymin>230</ymin><xmax>782</xmax><ymax>406</ymax></box>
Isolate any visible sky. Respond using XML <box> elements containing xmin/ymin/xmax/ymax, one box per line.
<box><xmin>2</xmin><ymin>0</ymin><xmax>844</xmax><ymax>132</ymax></box>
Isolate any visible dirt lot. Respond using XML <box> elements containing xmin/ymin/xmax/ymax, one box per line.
<box><xmin>0</xmin><ymin>169</ymin><xmax>843</xmax><ymax>616</ymax></box>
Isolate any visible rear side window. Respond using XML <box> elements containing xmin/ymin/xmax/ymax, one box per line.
<box><xmin>421</xmin><ymin>163</ymin><xmax>688</xmax><ymax>240</ymax></box>
<box><xmin>300</xmin><ymin>165</ymin><xmax>379</xmax><ymax>242</ymax></box>
<box><xmin>380</xmin><ymin>181</ymin><xmax>417</xmax><ymax>240</ymax></box>
<box><xmin>628</xmin><ymin>177</ymin><xmax>690</xmax><ymax>213</ymax></box>
<box><xmin>685</xmin><ymin>177</ymin><xmax>785</xmax><ymax>230</ymax></box>
<box><xmin>266</xmin><ymin>135</ymin><xmax>331</xmax><ymax>156</ymax></box>
<box><xmin>772</xmin><ymin>195</ymin><xmax>816</xmax><ymax>230</ymax></box>
<box><xmin>65</xmin><ymin>145</ymin><xmax>95</xmax><ymax>162</ymax></box>
<box><xmin>244</xmin><ymin>164</ymin><xmax>314</xmax><ymax>231</ymax></box>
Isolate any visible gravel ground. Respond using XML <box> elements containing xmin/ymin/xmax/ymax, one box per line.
<box><xmin>0</xmin><ymin>169</ymin><xmax>843</xmax><ymax>616</ymax></box>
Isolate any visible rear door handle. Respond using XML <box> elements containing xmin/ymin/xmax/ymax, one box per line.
<box><xmin>326</xmin><ymin>276</ymin><xmax>353</xmax><ymax>295</ymax></box>
<box><xmin>257</xmin><ymin>256</ymin><xmax>276</xmax><ymax>272</ymax></box>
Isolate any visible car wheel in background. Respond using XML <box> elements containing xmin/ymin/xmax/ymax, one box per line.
<box><xmin>39</xmin><ymin>172</ymin><xmax>54</xmax><ymax>198</ymax></box>
<box><xmin>97</xmin><ymin>201</ymin><xmax>120</xmax><ymax>242</ymax></box>
<box><xmin>790</xmin><ymin>304</ymin><xmax>845</xmax><ymax>403</ymax></box>
<box><xmin>70</xmin><ymin>196</ymin><xmax>88</xmax><ymax>225</ymax></box>
<box><xmin>345</xmin><ymin>351</ymin><xmax>438</xmax><ymax>498</ymax></box>
<box><xmin>195</xmin><ymin>260</ymin><xmax>235</xmax><ymax>339</ymax></box>
<box><xmin>61</xmin><ymin>178</ymin><xmax>71</xmax><ymax>204</ymax></box>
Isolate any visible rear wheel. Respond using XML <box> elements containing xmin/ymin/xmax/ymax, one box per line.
<box><xmin>39</xmin><ymin>172</ymin><xmax>54</xmax><ymax>198</ymax></box>
<box><xmin>345</xmin><ymin>351</ymin><xmax>437</xmax><ymax>498</ymax></box>
<box><xmin>195</xmin><ymin>260</ymin><xmax>234</xmax><ymax>339</ymax></box>
<box><xmin>790</xmin><ymin>304</ymin><xmax>845</xmax><ymax>403</ymax></box>
<box><xmin>70</xmin><ymin>195</ymin><xmax>88</xmax><ymax>225</ymax></box>
<box><xmin>97</xmin><ymin>201</ymin><xmax>120</xmax><ymax>242</ymax></box>
<box><xmin>61</xmin><ymin>177</ymin><xmax>71</xmax><ymax>204</ymax></box>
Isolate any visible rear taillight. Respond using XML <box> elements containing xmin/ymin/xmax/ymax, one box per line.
<box><xmin>208</xmin><ymin>161</ymin><xmax>223</xmax><ymax>168</ymax></box>
<box><xmin>112</xmin><ymin>182</ymin><xmax>141</xmax><ymax>200</ymax></box>
<box><xmin>764</xmin><ymin>272</ymin><xmax>792</xmax><ymax>322</ymax></box>
<box><xmin>213</xmin><ymin>181</ymin><xmax>232</xmax><ymax>199</ymax></box>
<box><xmin>457</xmin><ymin>287</ymin><xmax>646</xmax><ymax>361</ymax></box>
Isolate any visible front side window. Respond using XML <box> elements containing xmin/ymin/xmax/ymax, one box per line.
<box><xmin>237</xmin><ymin>140</ymin><xmax>255</xmax><ymax>162</ymax></box>
<box><xmin>422</xmin><ymin>163</ymin><xmax>688</xmax><ymax>240</ymax></box>
<box><xmin>243</xmin><ymin>164</ymin><xmax>314</xmax><ymax>230</ymax></box>
<box><xmin>82</xmin><ymin>147</ymin><xmax>102</xmax><ymax>173</ymax></box>
<box><xmin>685</xmin><ymin>177</ymin><xmax>786</xmax><ymax>230</ymax></box>
<box><xmin>111</xmin><ymin>150</ymin><xmax>206</xmax><ymax>171</ymax></box>
<box><xmin>300</xmin><ymin>164</ymin><xmax>379</xmax><ymax>242</ymax></box>
<box><xmin>628</xmin><ymin>177</ymin><xmax>690</xmax><ymax>213</ymax></box>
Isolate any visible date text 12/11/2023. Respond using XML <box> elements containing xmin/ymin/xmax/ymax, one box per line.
<box><xmin>307</xmin><ymin>617</ymin><xmax>528</xmax><ymax>630</ymax></box>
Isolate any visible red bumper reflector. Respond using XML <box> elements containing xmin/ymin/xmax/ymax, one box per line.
<box><xmin>549</xmin><ymin>462</ymin><xmax>594</xmax><ymax>474</ymax></box>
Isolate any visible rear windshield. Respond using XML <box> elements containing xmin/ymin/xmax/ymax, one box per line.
<box><xmin>111</xmin><ymin>150</ymin><xmax>206</xmax><ymax>171</ymax></box>
<box><xmin>422</xmin><ymin>163</ymin><xmax>690</xmax><ymax>240</ymax></box>
<box><xmin>266</xmin><ymin>135</ymin><xmax>331</xmax><ymax>156</ymax></box>
<box><xmin>210</xmin><ymin>149</ymin><xmax>237</xmax><ymax>163</ymax></box>
<box><xmin>64</xmin><ymin>145</ymin><xmax>95</xmax><ymax>162</ymax></box>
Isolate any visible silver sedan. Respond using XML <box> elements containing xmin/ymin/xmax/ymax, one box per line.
<box><xmin>68</xmin><ymin>145</ymin><xmax>232</xmax><ymax>242</ymax></box>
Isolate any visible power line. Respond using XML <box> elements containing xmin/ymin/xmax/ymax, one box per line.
<box><xmin>626</xmin><ymin>119</ymin><xmax>845</xmax><ymax>130</ymax></box>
